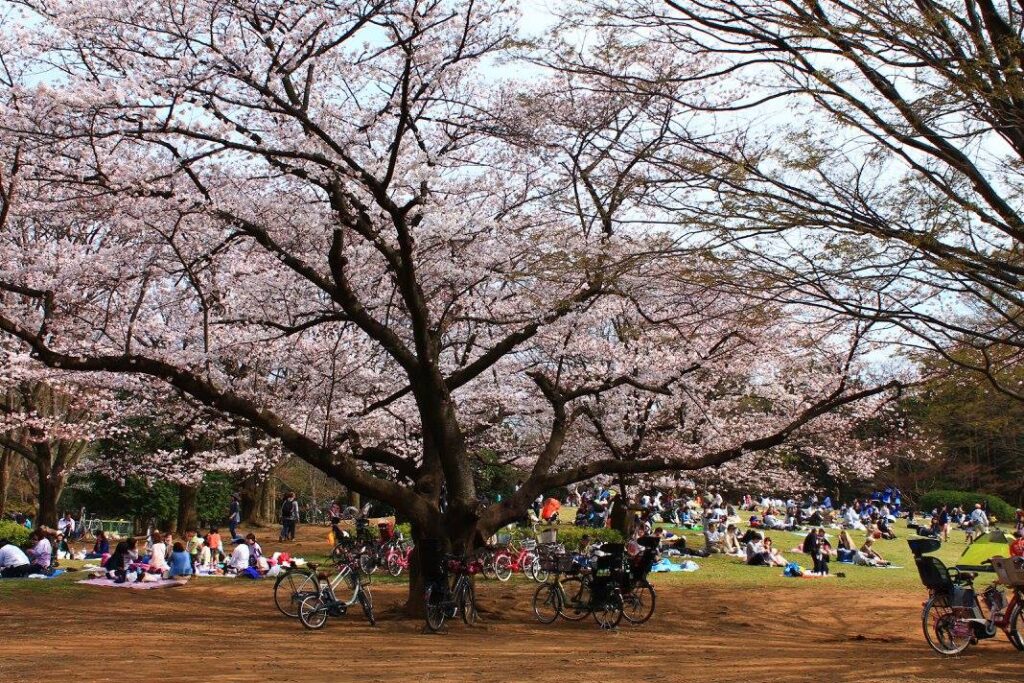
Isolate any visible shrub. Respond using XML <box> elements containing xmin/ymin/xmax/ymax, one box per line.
<box><xmin>918</xmin><ymin>490</ymin><xmax>1016</xmax><ymax>523</ymax></box>
<box><xmin>0</xmin><ymin>519</ymin><xmax>31</xmax><ymax>546</ymax></box>
<box><xmin>528</xmin><ymin>524</ymin><xmax>624</xmax><ymax>547</ymax></box>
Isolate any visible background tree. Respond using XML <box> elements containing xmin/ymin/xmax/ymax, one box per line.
<box><xmin>572</xmin><ymin>0</ymin><xmax>1024</xmax><ymax>403</ymax></box>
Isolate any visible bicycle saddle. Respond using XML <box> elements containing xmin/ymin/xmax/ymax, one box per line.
<box><xmin>307</xmin><ymin>563</ymin><xmax>320</xmax><ymax>571</ymax></box>
<box><xmin>957</xmin><ymin>571</ymin><xmax>978</xmax><ymax>582</ymax></box>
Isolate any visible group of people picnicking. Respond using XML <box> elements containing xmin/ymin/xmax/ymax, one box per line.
<box><xmin>619</xmin><ymin>488</ymin><xmax>1024</xmax><ymax>576</ymax></box>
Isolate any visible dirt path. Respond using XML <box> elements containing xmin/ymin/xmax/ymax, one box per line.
<box><xmin>0</xmin><ymin>573</ymin><xmax>1017</xmax><ymax>682</ymax></box>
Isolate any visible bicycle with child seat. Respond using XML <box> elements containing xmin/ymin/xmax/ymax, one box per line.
<box><xmin>910</xmin><ymin>539</ymin><xmax>1024</xmax><ymax>655</ymax></box>
<box><xmin>424</xmin><ymin>552</ymin><xmax>481</xmax><ymax>631</ymax></box>
<box><xmin>297</xmin><ymin>557</ymin><xmax>376</xmax><ymax>629</ymax></box>
<box><xmin>531</xmin><ymin>550</ymin><xmax>624</xmax><ymax>629</ymax></box>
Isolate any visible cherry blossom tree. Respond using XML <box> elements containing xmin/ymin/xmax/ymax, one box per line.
<box><xmin>0</xmin><ymin>0</ymin><xmax>905</xmax><ymax>611</ymax></box>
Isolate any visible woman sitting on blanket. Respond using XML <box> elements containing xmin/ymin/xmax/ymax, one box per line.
<box><xmin>854</xmin><ymin>538</ymin><xmax>890</xmax><ymax>567</ymax></box>
<box><xmin>85</xmin><ymin>531</ymin><xmax>110</xmax><ymax>559</ymax></box>
<box><xmin>168</xmin><ymin>542</ymin><xmax>193</xmax><ymax>578</ymax></box>
<box><xmin>105</xmin><ymin>538</ymin><xmax>139</xmax><ymax>583</ymax></box>
<box><xmin>746</xmin><ymin>536</ymin><xmax>788</xmax><ymax>567</ymax></box>
<box><xmin>148</xmin><ymin>533</ymin><xmax>170</xmax><ymax>574</ymax></box>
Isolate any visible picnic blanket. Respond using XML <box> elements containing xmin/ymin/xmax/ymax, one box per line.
<box><xmin>78</xmin><ymin>577</ymin><xmax>189</xmax><ymax>590</ymax></box>
<box><xmin>14</xmin><ymin>569</ymin><xmax>65</xmax><ymax>580</ymax></box>
<box><xmin>651</xmin><ymin>558</ymin><xmax>699</xmax><ymax>573</ymax></box>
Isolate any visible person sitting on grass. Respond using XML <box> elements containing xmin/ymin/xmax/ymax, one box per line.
<box><xmin>105</xmin><ymin>538</ymin><xmax>138</xmax><ymax>583</ymax></box>
<box><xmin>0</xmin><ymin>538</ymin><xmax>34</xmax><ymax>578</ymax></box>
<box><xmin>26</xmin><ymin>529</ymin><xmax>52</xmax><ymax>573</ymax></box>
<box><xmin>85</xmin><ymin>530</ymin><xmax>110</xmax><ymax>559</ymax></box>
<box><xmin>227</xmin><ymin>537</ymin><xmax>250</xmax><ymax>573</ymax></box>
<box><xmin>148</xmin><ymin>533</ymin><xmax>169</xmax><ymax>574</ymax></box>
<box><xmin>245</xmin><ymin>533</ymin><xmax>263</xmax><ymax>570</ymax></box>
<box><xmin>855</xmin><ymin>538</ymin><xmax>890</xmax><ymax>566</ymax></box>
<box><xmin>876</xmin><ymin>516</ymin><xmax>896</xmax><ymax>540</ymax></box>
<box><xmin>760</xmin><ymin>538</ymin><xmax>788</xmax><ymax>567</ymax></box>
<box><xmin>195</xmin><ymin>538</ymin><xmax>213</xmax><ymax>571</ymax></box>
<box><xmin>168</xmin><ymin>542</ymin><xmax>193</xmax><ymax>579</ymax></box>
<box><xmin>704</xmin><ymin>524</ymin><xmax>725</xmax><ymax>554</ymax></box>
<box><xmin>722</xmin><ymin>524</ymin><xmax>743</xmax><ymax>556</ymax></box>
<box><xmin>53</xmin><ymin>532</ymin><xmax>71</xmax><ymax>563</ymax></box>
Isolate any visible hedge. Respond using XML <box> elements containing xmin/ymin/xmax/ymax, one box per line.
<box><xmin>918</xmin><ymin>490</ymin><xmax>1016</xmax><ymax>524</ymax></box>
<box><xmin>0</xmin><ymin>520</ymin><xmax>31</xmax><ymax>547</ymax></box>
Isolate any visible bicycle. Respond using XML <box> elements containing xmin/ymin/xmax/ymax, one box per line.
<box><xmin>422</xmin><ymin>543</ymin><xmax>481</xmax><ymax>632</ymax></box>
<box><xmin>487</xmin><ymin>538</ymin><xmax>539</xmax><ymax>582</ymax></box>
<box><xmin>910</xmin><ymin>538</ymin><xmax>1024</xmax><ymax>655</ymax></box>
<box><xmin>619</xmin><ymin>537</ymin><xmax>659</xmax><ymax>625</ymax></box>
<box><xmin>273</xmin><ymin>562</ymin><xmax>320</xmax><ymax>618</ymax></box>
<box><xmin>298</xmin><ymin>558</ymin><xmax>376</xmax><ymax>629</ymax></box>
<box><xmin>531</xmin><ymin>548</ymin><xmax>624</xmax><ymax>629</ymax></box>
<box><xmin>385</xmin><ymin>537</ymin><xmax>414</xmax><ymax>577</ymax></box>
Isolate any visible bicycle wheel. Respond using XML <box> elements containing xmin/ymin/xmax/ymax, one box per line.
<box><xmin>359</xmin><ymin>587</ymin><xmax>376</xmax><ymax>626</ymax></box>
<box><xmin>480</xmin><ymin>551</ymin><xmax>496</xmax><ymax>580</ymax></box>
<box><xmin>273</xmin><ymin>569</ymin><xmax>318</xmax><ymax>618</ymax></box>
<box><xmin>1007</xmin><ymin>601</ymin><xmax>1024</xmax><ymax>651</ymax></box>
<box><xmin>523</xmin><ymin>553</ymin><xmax>537</xmax><ymax>581</ymax></box>
<box><xmin>622</xmin><ymin>580</ymin><xmax>656</xmax><ymax>625</ymax></box>
<box><xmin>557</xmin><ymin>576</ymin><xmax>591</xmax><ymax>621</ymax></box>
<box><xmin>425</xmin><ymin>584</ymin><xmax>447</xmax><ymax>632</ymax></box>
<box><xmin>494</xmin><ymin>554</ymin><xmax>513</xmax><ymax>582</ymax></box>
<box><xmin>461</xmin><ymin>581</ymin><xmax>479</xmax><ymax>625</ymax></box>
<box><xmin>922</xmin><ymin>594</ymin><xmax>972</xmax><ymax>655</ymax></box>
<box><xmin>359</xmin><ymin>550</ymin><xmax>378</xmax><ymax>575</ymax></box>
<box><xmin>593</xmin><ymin>590</ymin><xmax>624</xmax><ymax>629</ymax></box>
<box><xmin>386</xmin><ymin>553</ymin><xmax>404</xmax><ymax>577</ymax></box>
<box><xmin>532</xmin><ymin>582</ymin><xmax>561</xmax><ymax>624</ymax></box>
<box><xmin>298</xmin><ymin>595</ymin><xmax>330</xmax><ymax>629</ymax></box>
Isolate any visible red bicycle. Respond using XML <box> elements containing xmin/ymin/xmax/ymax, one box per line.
<box><xmin>486</xmin><ymin>538</ymin><xmax>539</xmax><ymax>582</ymax></box>
<box><xmin>911</xmin><ymin>540</ymin><xmax>1024</xmax><ymax>655</ymax></box>
<box><xmin>385</xmin><ymin>538</ymin><xmax>413</xmax><ymax>577</ymax></box>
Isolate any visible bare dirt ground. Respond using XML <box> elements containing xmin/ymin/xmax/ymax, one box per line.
<box><xmin>0</xmin><ymin>531</ymin><xmax>1019</xmax><ymax>683</ymax></box>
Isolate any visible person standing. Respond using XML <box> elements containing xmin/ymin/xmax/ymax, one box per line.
<box><xmin>228</xmin><ymin>494</ymin><xmax>241</xmax><ymax>540</ymax></box>
<box><xmin>279</xmin><ymin>492</ymin><xmax>299</xmax><ymax>542</ymax></box>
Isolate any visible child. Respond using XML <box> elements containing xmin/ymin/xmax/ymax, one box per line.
<box><xmin>812</xmin><ymin>528</ymin><xmax>831</xmax><ymax>575</ymax></box>
<box><xmin>185</xmin><ymin>529</ymin><xmax>202</xmax><ymax>561</ymax></box>
<box><xmin>206</xmin><ymin>527</ymin><xmax>223</xmax><ymax>563</ymax></box>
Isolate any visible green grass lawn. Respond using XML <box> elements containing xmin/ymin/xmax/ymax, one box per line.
<box><xmin>644</xmin><ymin>523</ymin><xmax>1000</xmax><ymax>591</ymax></box>
<box><xmin>0</xmin><ymin>519</ymin><xmax>1008</xmax><ymax>599</ymax></box>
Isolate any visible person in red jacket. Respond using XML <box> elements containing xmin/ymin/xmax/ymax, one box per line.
<box><xmin>1010</xmin><ymin>530</ymin><xmax>1024</xmax><ymax>559</ymax></box>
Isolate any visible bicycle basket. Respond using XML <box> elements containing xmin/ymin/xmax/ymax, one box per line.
<box><xmin>992</xmin><ymin>557</ymin><xmax>1024</xmax><ymax>587</ymax></box>
<box><xmin>520</xmin><ymin>539</ymin><xmax>537</xmax><ymax>551</ymax></box>
<box><xmin>540</xmin><ymin>553</ymin><xmax>576</xmax><ymax>574</ymax></box>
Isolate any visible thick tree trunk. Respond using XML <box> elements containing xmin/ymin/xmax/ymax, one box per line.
<box><xmin>241</xmin><ymin>477</ymin><xmax>270</xmax><ymax>526</ymax></box>
<box><xmin>608</xmin><ymin>477</ymin><xmax>633</xmax><ymax>538</ymax></box>
<box><xmin>36</xmin><ymin>463</ymin><xmax>63</xmax><ymax>529</ymax></box>
<box><xmin>0</xmin><ymin>451</ymin><xmax>12</xmax><ymax>519</ymax></box>
<box><xmin>177</xmin><ymin>483</ymin><xmax>198</xmax><ymax>532</ymax></box>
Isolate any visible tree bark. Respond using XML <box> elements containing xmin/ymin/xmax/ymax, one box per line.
<box><xmin>177</xmin><ymin>483</ymin><xmax>198</xmax><ymax>532</ymax></box>
<box><xmin>0</xmin><ymin>450</ymin><xmax>12</xmax><ymax>519</ymax></box>
<box><xmin>36</xmin><ymin>461</ymin><xmax>63</xmax><ymax>528</ymax></box>
<box><xmin>610</xmin><ymin>479</ymin><xmax>633</xmax><ymax>538</ymax></box>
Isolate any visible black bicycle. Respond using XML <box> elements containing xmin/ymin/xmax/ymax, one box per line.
<box><xmin>423</xmin><ymin>547</ymin><xmax>481</xmax><ymax>632</ymax></box>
